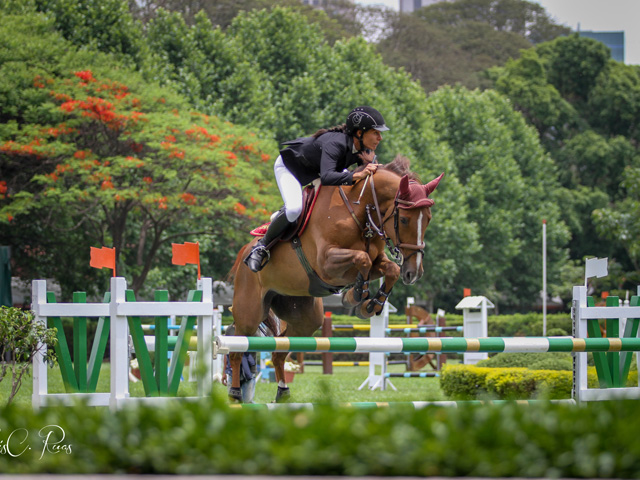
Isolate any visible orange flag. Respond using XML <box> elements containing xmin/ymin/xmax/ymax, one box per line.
<box><xmin>172</xmin><ymin>242</ymin><xmax>201</xmax><ymax>279</ymax></box>
<box><xmin>90</xmin><ymin>247</ymin><xmax>116</xmax><ymax>277</ymax></box>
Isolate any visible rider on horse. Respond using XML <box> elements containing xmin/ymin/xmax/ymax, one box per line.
<box><xmin>244</xmin><ymin>106</ymin><xmax>390</xmax><ymax>272</ymax></box>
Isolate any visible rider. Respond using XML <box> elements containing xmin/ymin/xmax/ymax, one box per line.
<box><xmin>244</xmin><ymin>106</ymin><xmax>390</xmax><ymax>272</ymax></box>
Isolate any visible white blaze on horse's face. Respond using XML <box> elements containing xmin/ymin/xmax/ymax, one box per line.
<box><xmin>394</xmin><ymin>172</ymin><xmax>444</xmax><ymax>285</ymax></box>
<box><xmin>396</xmin><ymin>208</ymin><xmax>430</xmax><ymax>285</ymax></box>
<box><xmin>415</xmin><ymin>211</ymin><xmax>423</xmax><ymax>272</ymax></box>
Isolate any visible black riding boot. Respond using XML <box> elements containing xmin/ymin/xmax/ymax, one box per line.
<box><xmin>244</xmin><ymin>210</ymin><xmax>293</xmax><ymax>272</ymax></box>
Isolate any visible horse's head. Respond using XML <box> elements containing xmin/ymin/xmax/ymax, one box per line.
<box><xmin>390</xmin><ymin>172</ymin><xmax>444</xmax><ymax>285</ymax></box>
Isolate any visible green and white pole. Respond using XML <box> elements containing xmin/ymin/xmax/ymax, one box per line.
<box><xmin>214</xmin><ymin>335</ymin><xmax>640</xmax><ymax>355</ymax></box>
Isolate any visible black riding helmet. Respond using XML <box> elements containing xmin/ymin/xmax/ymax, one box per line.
<box><xmin>346</xmin><ymin>106</ymin><xmax>390</xmax><ymax>135</ymax></box>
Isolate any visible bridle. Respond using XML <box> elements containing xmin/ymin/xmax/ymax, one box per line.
<box><xmin>339</xmin><ymin>174</ymin><xmax>426</xmax><ymax>266</ymax></box>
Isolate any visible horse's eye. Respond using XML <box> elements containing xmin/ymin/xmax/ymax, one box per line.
<box><xmin>400</xmin><ymin>217</ymin><xmax>409</xmax><ymax>225</ymax></box>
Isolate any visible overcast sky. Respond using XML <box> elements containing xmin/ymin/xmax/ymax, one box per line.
<box><xmin>355</xmin><ymin>0</ymin><xmax>639</xmax><ymax>65</ymax></box>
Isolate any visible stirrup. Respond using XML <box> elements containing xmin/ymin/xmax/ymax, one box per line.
<box><xmin>244</xmin><ymin>245</ymin><xmax>270</xmax><ymax>272</ymax></box>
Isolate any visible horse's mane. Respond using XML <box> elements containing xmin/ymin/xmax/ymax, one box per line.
<box><xmin>355</xmin><ymin>154</ymin><xmax>421</xmax><ymax>182</ymax></box>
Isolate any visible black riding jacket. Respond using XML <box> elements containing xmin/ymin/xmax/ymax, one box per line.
<box><xmin>280</xmin><ymin>132</ymin><xmax>362</xmax><ymax>186</ymax></box>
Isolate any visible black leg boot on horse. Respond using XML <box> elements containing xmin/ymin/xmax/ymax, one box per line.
<box><xmin>244</xmin><ymin>209</ymin><xmax>293</xmax><ymax>272</ymax></box>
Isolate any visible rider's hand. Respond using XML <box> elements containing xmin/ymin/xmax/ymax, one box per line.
<box><xmin>353</xmin><ymin>163</ymin><xmax>378</xmax><ymax>181</ymax></box>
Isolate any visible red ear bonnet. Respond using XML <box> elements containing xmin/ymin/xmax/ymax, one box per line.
<box><xmin>396</xmin><ymin>173</ymin><xmax>444</xmax><ymax>209</ymax></box>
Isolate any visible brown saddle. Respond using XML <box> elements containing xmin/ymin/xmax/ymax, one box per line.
<box><xmin>249</xmin><ymin>182</ymin><xmax>321</xmax><ymax>243</ymax></box>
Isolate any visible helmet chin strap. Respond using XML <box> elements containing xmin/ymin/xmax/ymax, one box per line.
<box><xmin>354</xmin><ymin>130</ymin><xmax>366</xmax><ymax>155</ymax></box>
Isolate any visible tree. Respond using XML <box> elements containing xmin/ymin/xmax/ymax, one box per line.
<box><xmin>490</xmin><ymin>49</ymin><xmax>580</xmax><ymax>147</ymax></box>
<box><xmin>593</xmin><ymin>166</ymin><xmax>640</xmax><ymax>274</ymax></box>
<box><xmin>537</xmin><ymin>33</ymin><xmax>610</xmax><ymax>104</ymax></box>
<box><xmin>490</xmin><ymin>33</ymin><xmax>640</xmax><ymax>288</ymax></box>
<box><xmin>422</xmin><ymin>86</ymin><xmax>569</xmax><ymax>310</ymax></box>
<box><xmin>376</xmin><ymin>0</ymin><xmax>569</xmax><ymax>93</ymax></box>
<box><xmin>588</xmin><ymin>61</ymin><xmax>640</xmax><ymax>143</ymax></box>
<box><xmin>0</xmin><ymin>13</ymin><xmax>279</xmax><ymax>298</ymax></box>
<box><xmin>415</xmin><ymin>0</ymin><xmax>570</xmax><ymax>44</ymax></box>
<box><xmin>128</xmin><ymin>0</ymin><xmax>361</xmax><ymax>45</ymax></box>
<box><xmin>33</xmin><ymin>0</ymin><xmax>148</xmax><ymax>66</ymax></box>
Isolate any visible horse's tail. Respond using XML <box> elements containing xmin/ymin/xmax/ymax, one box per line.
<box><xmin>225</xmin><ymin>243</ymin><xmax>250</xmax><ymax>284</ymax></box>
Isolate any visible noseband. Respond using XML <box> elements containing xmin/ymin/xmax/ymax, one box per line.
<box><xmin>339</xmin><ymin>174</ymin><xmax>426</xmax><ymax>266</ymax></box>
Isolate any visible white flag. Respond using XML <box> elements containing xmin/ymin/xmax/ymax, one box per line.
<box><xmin>585</xmin><ymin>257</ymin><xmax>608</xmax><ymax>284</ymax></box>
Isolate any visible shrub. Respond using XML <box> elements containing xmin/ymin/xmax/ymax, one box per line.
<box><xmin>485</xmin><ymin>368</ymin><xmax>572</xmax><ymax>399</ymax></box>
<box><xmin>0</xmin><ymin>307</ymin><xmax>58</xmax><ymax>404</ymax></box>
<box><xmin>3</xmin><ymin>397</ymin><xmax>640</xmax><ymax>476</ymax></box>
<box><xmin>477</xmin><ymin>352</ymin><xmax>573</xmax><ymax>371</ymax></box>
<box><xmin>440</xmin><ymin>364</ymin><xmax>493</xmax><ymax>399</ymax></box>
<box><xmin>441</xmin><ymin>364</ymin><xmax>574</xmax><ymax>400</ymax></box>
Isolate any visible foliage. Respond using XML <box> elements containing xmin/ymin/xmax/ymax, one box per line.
<box><xmin>376</xmin><ymin>0</ymin><xmax>570</xmax><ymax>93</ymax></box>
<box><xmin>5</xmin><ymin>398</ymin><xmax>640</xmax><ymax>476</ymax></box>
<box><xmin>0</xmin><ymin>12</ymin><xmax>279</xmax><ymax>298</ymax></box>
<box><xmin>440</xmin><ymin>364</ymin><xmax>571</xmax><ymax>399</ymax></box>
<box><xmin>129</xmin><ymin>0</ymin><xmax>362</xmax><ymax>45</ymax></box>
<box><xmin>593</xmin><ymin>166</ymin><xmax>640</xmax><ymax>270</ymax></box>
<box><xmin>0</xmin><ymin>307</ymin><xmax>57</xmax><ymax>405</ymax></box>
<box><xmin>490</xmin><ymin>33</ymin><xmax>640</xmax><ymax>292</ymax></box>
<box><xmin>421</xmin><ymin>86</ymin><xmax>570</xmax><ymax>310</ymax></box>
<box><xmin>2</xmin><ymin>0</ymin><xmax>635</xmax><ymax>313</ymax></box>
<box><xmin>477</xmin><ymin>352</ymin><xmax>573</xmax><ymax>371</ymax></box>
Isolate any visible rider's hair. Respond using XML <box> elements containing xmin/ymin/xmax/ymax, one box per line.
<box><xmin>311</xmin><ymin>123</ymin><xmax>347</xmax><ymax>139</ymax></box>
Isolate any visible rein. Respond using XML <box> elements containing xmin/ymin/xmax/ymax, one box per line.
<box><xmin>339</xmin><ymin>174</ymin><xmax>426</xmax><ymax>266</ymax></box>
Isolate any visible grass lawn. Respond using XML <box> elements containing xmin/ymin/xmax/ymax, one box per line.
<box><xmin>1</xmin><ymin>361</ymin><xmax>447</xmax><ymax>407</ymax></box>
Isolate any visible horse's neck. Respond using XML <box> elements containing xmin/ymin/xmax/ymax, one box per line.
<box><xmin>370</xmin><ymin>171</ymin><xmax>399</xmax><ymax>211</ymax></box>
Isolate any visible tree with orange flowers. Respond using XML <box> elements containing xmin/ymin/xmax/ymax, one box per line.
<box><xmin>0</xmin><ymin>49</ymin><xmax>279</xmax><ymax>295</ymax></box>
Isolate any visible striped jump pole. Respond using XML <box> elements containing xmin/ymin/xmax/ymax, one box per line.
<box><xmin>385</xmin><ymin>372</ymin><xmax>439</xmax><ymax>378</ymax></box>
<box><xmin>332</xmin><ymin>324</ymin><xmax>463</xmax><ymax>333</ymax></box>
<box><xmin>214</xmin><ymin>336</ymin><xmax>640</xmax><ymax>354</ymax></box>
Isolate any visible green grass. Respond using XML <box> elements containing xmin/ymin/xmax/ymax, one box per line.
<box><xmin>1</xmin><ymin>361</ymin><xmax>447</xmax><ymax>407</ymax></box>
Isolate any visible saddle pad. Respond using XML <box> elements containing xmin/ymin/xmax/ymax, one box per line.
<box><xmin>250</xmin><ymin>223</ymin><xmax>270</xmax><ymax>237</ymax></box>
<box><xmin>249</xmin><ymin>184</ymin><xmax>321</xmax><ymax>237</ymax></box>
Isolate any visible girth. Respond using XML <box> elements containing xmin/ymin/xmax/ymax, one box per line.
<box><xmin>290</xmin><ymin>235</ymin><xmax>344</xmax><ymax>297</ymax></box>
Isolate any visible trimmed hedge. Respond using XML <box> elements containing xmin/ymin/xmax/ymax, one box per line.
<box><xmin>2</xmin><ymin>398</ymin><xmax>640</xmax><ymax>476</ymax></box>
<box><xmin>441</xmin><ymin>364</ymin><xmax>639</xmax><ymax>400</ymax></box>
<box><xmin>440</xmin><ymin>364</ymin><xmax>572</xmax><ymax>400</ymax></box>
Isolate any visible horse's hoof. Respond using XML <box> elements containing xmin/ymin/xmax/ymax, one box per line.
<box><xmin>275</xmin><ymin>386</ymin><xmax>291</xmax><ymax>403</ymax></box>
<box><xmin>341</xmin><ymin>289</ymin><xmax>359</xmax><ymax>307</ymax></box>
<box><xmin>356</xmin><ymin>301</ymin><xmax>377</xmax><ymax>319</ymax></box>
<box><xmin>342</xmin><ymin>287</ymin><xmax>369</xmax><ymax>307</ymax></box>
<box><xmin>228</xmin><ymin>387</ymin><xmax>243</xmax><ymax>403</ymax></box>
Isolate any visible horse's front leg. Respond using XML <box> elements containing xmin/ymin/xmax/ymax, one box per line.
<box><xmin>320</xmin><ymin>247</ymin><xmax>373</xmax><ymax>307</ymax></box>
<box><xmin>360</xmin><ymin>254</ymin><xmax>401</xmax><ymax>317</ymax></box>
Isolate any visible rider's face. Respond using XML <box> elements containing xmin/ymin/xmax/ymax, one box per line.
<box><xmin>357</xmin><ymin>129</ymin><xmax>383</xmax><ymax>151</ymax></box>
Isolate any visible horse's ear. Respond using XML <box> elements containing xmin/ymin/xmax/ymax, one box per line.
<box><xmin>398</xmin><ymin>175</ymin><xmax>411</xmax><ymax>198</ymax></box>
<box><xmin>424</xmin><ymin>172</ymin><xmax>444</xmax><ymax>196</ymax></box>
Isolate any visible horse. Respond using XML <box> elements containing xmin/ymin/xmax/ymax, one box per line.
<box><xmin>228</xmin><ymin>155</ymin><xmax>444</xmax><ymax>402</ymax></box>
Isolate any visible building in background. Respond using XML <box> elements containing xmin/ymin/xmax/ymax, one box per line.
<box><xmin>400</xmin><ymin>0</ymin><xmax>449</xmax><ymax>13</ymax></box>
<box><xmin>579</xmin><ymin>30</ymin><xmax>625</xmax><ymax>62</ymax></box>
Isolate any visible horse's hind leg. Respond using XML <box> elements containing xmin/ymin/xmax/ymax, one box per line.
<box><xmin>271</xmin><ymin>296</ymin><xmax>324</xmax><ymax>403</ymax></box>
<box><xmin>228</xmin><ymin>352</ymin><xmax>244</xmax><ymax>402</ymax></box>
<box><xmin>230</xmin><ymin>257</ymin><xmax>270</xmax><ymax>402</ymax></box>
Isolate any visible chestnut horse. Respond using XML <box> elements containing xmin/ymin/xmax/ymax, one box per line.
<box><xmin>228</xmin><ymin>155</ymin><xmax>443</xmax><ymax>402</ymax></box>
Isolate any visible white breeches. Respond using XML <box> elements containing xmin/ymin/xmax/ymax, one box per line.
<box><xmin>274</xmin><ymin>155</ymin><xmax>303</xmax><ymax>222</ymax></box>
